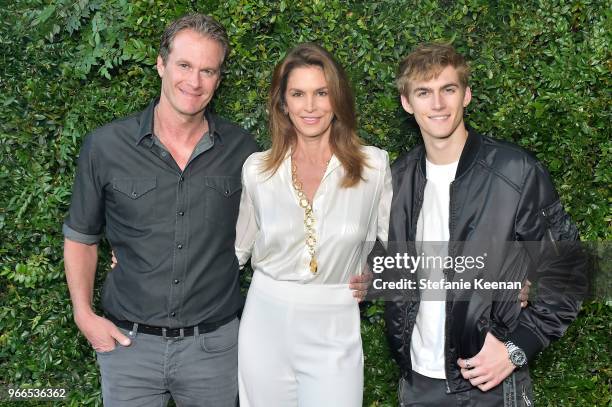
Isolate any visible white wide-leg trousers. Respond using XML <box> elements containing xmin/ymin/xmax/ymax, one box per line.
<box><xmin>238</xmin><ymin>271</ymin><xmax>363</xmax><ymax>407</ymax></box>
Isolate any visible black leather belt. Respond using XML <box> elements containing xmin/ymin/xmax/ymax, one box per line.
<box><xmin>106</xmin><ymin>314</ymin><xmax>235</xmax><ymax>337</ymax></box>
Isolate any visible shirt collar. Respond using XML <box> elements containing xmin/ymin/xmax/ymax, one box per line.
<box><xmin>418</xmin><ymin>126</ymin><xmax>482</xmax><ymax>179</ymax></box>
<box><xmin>135</xmin><ymin>98</ymin><xmax>222</xmax><ymax>145</ymax></box>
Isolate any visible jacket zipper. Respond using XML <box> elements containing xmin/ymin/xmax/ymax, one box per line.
<box><xmin>522</xmin><ymin>385</ymin><xmax>532</xmax><ymax>406</ymax></box>
<box><xmin>444</xmin><ymin>181</ymin><xmax>455</xmax><ymax>393</ymax></box>
<box><xmin>403</xmin><ymin>176</ymin><xmax>425</xmax><ymax>378</ymax></box>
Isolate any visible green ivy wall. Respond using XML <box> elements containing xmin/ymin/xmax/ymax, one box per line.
<box><xmin>1</xmin><ymin>1</ymin><xmax>610</xmax><ymax>405</ymax></box>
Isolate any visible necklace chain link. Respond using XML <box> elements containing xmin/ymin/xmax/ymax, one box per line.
<box><xmin>290</xmin><ymin>157</ymin><xmax>330</xmax><ymax>274</ymax></box>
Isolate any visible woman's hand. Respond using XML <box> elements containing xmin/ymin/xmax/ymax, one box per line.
<box><xmin>110</xmin><ymin>250</ymin><xmax>117</xmax><ymax>269</ymax></box>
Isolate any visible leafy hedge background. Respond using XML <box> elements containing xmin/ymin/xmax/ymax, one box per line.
<box><xmin>1</xmin><ymin>0</ymin><xmax>610</xmax><ymax>406</ymax></box>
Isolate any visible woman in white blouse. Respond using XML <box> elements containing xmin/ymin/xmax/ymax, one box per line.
<box><xmin>235</xmin><ymin>43</ymin><xmax>392</xmax><ymax>407</ymax></box>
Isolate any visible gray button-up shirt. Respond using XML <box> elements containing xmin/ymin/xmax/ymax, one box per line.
<box><xmin>63</xmin><ymin>99</ymin><xmax>258</xmax><ymax>328</ymax></box>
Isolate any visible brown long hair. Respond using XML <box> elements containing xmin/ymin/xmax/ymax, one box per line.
<box><xmin>262</xmin><ymin>43</ymin><xmax>366</xmax><ymax>188</ymax></box>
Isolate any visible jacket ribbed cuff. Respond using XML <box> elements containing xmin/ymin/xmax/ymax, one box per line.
<box><xmin>508</xmin><ymin>324</ymin><xmax>545</xmax><ymax>363</ymax></box>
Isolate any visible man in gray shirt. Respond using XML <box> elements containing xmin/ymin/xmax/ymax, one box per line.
<box><xmin>63</xmin><ymin>14</ymin><xmax>257</xmax><ymax>406</ymax></box>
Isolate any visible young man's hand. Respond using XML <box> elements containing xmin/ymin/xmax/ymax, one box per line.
<box><xmin>456</xmin><ymin>332</ymin><xmax>515</xmax><ymax>391</ymax></box>
<box><xmin>349</xmin><ymin>272</ymin><xmax>373</xmax><ymax>302</ymax></box>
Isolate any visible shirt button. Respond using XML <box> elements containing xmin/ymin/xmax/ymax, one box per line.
<box><xmin>179</xmin><ymin>176</ymin><xmax>184</xmax><ymax>183</ymax></box>
<box><xmin>177</xmin><ymin>244</ymin><xmax>183</xmax><ymax>249</ymax></box>
<box><xmin>225</xmin><ymin>189</ymin><xmax>230</xmax><ymax>195</ymax></box>
<box><xmin>131</xmin><ymin>191</ymin><xmax>137</xmax><ymax>197</ymax></box>
<box><xmin>161</xmin><ymin>151</ymin><xmax>167</xmax><ymax>157</ymax></box>
<box><xmin>171</xmin><ymin>312</ymin><xmax>176</xmax><ymax>317</ymax></box>
<box><xmin>173</xmin><ymin>279</ymin><xmax>179</xmax><ymax>284</ymax></box>
<box><xmin>178</xmin><ymin>211</ymin><xmax>184</xmax><ymax>216</ymax></box>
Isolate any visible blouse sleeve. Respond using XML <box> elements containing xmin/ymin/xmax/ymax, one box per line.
<box><xmin>377</xmin><ymin>150</ymin><xmax>392</xmax><ymax>247</ymax></box>
<box><xmin>235</xmin><ymin>158</ymin><xmax>258</xmax><ymax>268</ymax></box>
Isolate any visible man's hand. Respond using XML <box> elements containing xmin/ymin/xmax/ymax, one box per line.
<box><xmin>456</xmin><ymin>332</ymin><xmax>515</xmax><ymax>391</ymax></box>
<box><xmin>349</xmin><ymin>272</ymin><xmax>373</xmax><ymax>302</ymax></box>
<box><xmin>74</xmin><ymin>310</ymin><xmax>131</xmax><ymax>353</ymax></box>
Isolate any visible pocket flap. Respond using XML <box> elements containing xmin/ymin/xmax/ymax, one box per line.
<box><xmin>112</xmin><ymin>177</ymin><xmax>157</xmax><ymax>199</ymax></box>
<box><xmin>204</xmin><ymin>176</ymin><xmax>242</xmax><ymax>197</ymax></box>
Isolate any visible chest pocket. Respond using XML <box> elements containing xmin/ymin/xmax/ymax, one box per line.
<box><xmin>203</xmin><ymin>176</ymin><xmax>242</xmax><ymax>226</ymax></box>
<box><xmin>111</xmin><ymin>177</ymin><xmax>158</xmax><ymax>226</ymax></box>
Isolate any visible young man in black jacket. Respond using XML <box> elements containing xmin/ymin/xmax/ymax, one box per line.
<box><xmin>384</xmin><ymin>43</ymin><xmax>587</xmax><ymax>406</ymax></box>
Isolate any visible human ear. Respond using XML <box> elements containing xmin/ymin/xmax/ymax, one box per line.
<box><xmin>463</xmin><ymin>86</ymin><xmax>472</xmax><ymax>107</ymax></box>
<box><xmin>400</xmin><ymin>94</ymin><xmax>414</xmax><ymax>114</ymax></box>
<box><xmin>156</xmin><ymin>55</ymin><xmax>165</xmax><ymax>78</ymax></box>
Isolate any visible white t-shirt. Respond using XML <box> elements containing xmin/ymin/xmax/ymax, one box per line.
<box><xmin>410</xmin><ymin>158</ymin><xmax>458</xmax><ymax>379</ymax></box>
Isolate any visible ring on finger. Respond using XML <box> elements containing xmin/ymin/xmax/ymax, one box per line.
<box><xmin>465</xmin><ymin>359</ymin><xmax>472</xmax><ymax>369</ymax></box>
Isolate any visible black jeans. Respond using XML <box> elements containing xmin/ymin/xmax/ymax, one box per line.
<box><xmin>398</xmin><ymin>368</ymin><xmax>534</xmax><ymax>407</ymax></box>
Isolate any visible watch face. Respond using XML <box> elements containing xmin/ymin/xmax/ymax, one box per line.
<box><xmin>511</xmin><ymin>350</ymin><xmax>527</xmax><ymax>367</ymax></box>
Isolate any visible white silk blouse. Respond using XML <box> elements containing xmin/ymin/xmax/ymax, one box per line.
<box><xmin>235</xmin><ymin>146</ymin><xmax>392</xmax><ymax>284</ymax></box>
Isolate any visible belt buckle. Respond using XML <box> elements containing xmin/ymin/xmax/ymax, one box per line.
<box><xmin>162</xmin><ymin>327</ymin><xmax>188</xmax><ymax>338</ymax></box>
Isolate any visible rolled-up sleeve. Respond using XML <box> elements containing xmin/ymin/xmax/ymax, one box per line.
<box><xmin>63</xmin><ymin>134</ymin><xmax>105</xmax><ymax>244</ymax></box>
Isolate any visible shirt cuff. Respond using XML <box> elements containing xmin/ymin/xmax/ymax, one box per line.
<box><xmin>62</xmin><ymin>223</ymin><xmax>102</xmax><ymax>245</ymax></box>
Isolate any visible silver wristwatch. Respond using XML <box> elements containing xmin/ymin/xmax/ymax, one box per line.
<box><xmin>504</xmin><ymin>341</ymin><xmax>527</xmax><ymax>367</ymax></box>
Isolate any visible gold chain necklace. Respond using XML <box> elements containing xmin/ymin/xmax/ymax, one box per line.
<box><xmin>291</xmin><ymin>157</ymin><xmax>330</xmax><ymax>274</ymax></box>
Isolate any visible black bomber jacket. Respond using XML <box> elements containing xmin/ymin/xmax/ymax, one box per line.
<box><xmin>383</xmin><ymin>130</ymin><xmax>588</xmax><ymax>393</ymax></box>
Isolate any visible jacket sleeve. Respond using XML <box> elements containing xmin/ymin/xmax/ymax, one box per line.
<box><xmin>510</xmin><ymin>160</ymin><xmax>588</xmax><ymax>362</ymax></box>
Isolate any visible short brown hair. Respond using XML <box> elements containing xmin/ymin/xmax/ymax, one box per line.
<box><xmin>263</xmin><ymin>43</ymin><xmax>366</xmax><ymax>188</ymax></box>
<box><xmin>159</xmin><ymin>13</ymin><xmax>230</xmax><ymax>65</ymax></box>
<box><xmin>396</xmin><ymin>42</ymin><xmax>470</xmax><ymax>96</ymax></box>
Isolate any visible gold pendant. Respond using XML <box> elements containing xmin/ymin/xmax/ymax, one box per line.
<box><xmin>309</xmin><ymin>258</ymin><xmax>318</xmax><ymax>274</ymax></box>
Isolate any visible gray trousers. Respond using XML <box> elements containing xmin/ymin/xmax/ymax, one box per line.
<box><xmin>398</xmin><ymin>368</ymin><xmax>534</xmax><ymax>407</ymax></box>
<box><xmin>96</xmin><ymin>318</ymin><xmax>239</xmax><ymax>407</ymax></box>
